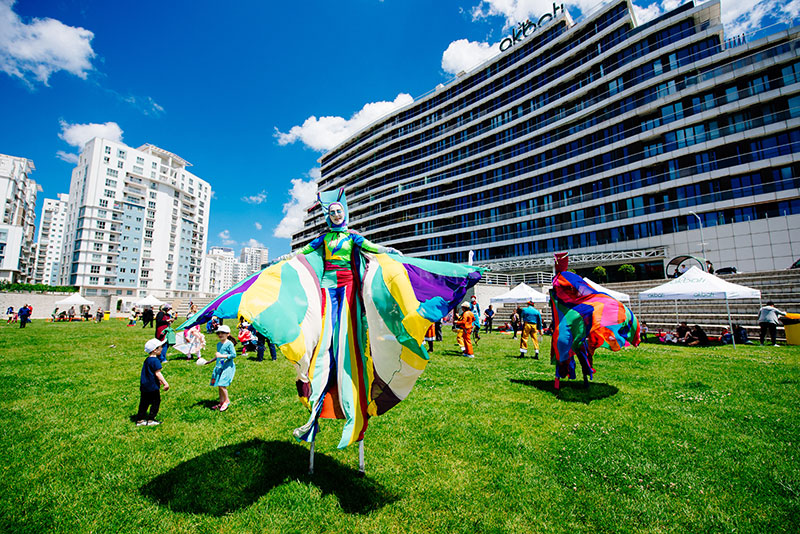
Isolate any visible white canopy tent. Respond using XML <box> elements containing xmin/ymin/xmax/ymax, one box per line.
<box><xmin>136</xmin><ymin>294</ymin><xmax>166</xmax><ymax>307</ymax></box>
<box><xmin>54</xmin><ymin>293</ymin><xmax>94</xmax><ymax>307</ymax></box>
<box><xmin>584</xmin><ymin>278</ymin><xmax>631</xmax><ymax>302</ymax></box>
<box><xmin>489</xmin><ymin>283</ymin><xmax>549</xmax><ymax>304</ymax></box>
<box><xmin>638</xmin><ymin>266</ymin><xmax>761</xmax><ymax>347</ymax></box>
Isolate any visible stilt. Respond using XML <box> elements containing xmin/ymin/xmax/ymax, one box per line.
<box><xmin>358</xmin><ymin>440</ymin><xmax>365</xmax><ymax>475</ymax></box>
<box><xmin>309</xmin><ymin>440</ymin><xmax>315</xmax><ymax>475</ymax></box>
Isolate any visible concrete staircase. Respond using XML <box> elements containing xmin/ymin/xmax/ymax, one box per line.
<box><xmin>483</xmin><ymin>269</ymin><xmax>800</xmax><ymax>342</ymax></box>
<box><xmin>172</xmin><ymin>296</ymin><xmax>217</xmax><ymax>321</ymax></box>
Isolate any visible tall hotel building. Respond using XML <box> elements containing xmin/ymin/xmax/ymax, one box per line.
<box><xmin>33</xmin><ymin>193</ymin><xmax>69</xmax><ymax>285</ymax></box>
<box><xmin>293</xmin><ymin>0</ymin><xmax>800</xmax><ymax>275</ymax></box>
<box><xmin>60</xmin><ymin>139</ymin><xmax>211</xmax><ymax>298</ymax></box>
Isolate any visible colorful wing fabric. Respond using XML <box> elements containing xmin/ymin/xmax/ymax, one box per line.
<box><xmin>179</xmin><ymin>250</ymin><xmax>482</xmax><ymax>447</ymax></box>
<box><xmin>549</xmin><ymin>270</ymin><xmax>639</xmax><ymax>386</ymax></box>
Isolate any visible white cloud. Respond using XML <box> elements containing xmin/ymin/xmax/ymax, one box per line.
<box><xmin>58</xmin><ymin>120</ymin><xmax>122</xmax><ymax>148</ymax></box>
<box><xmin>218</xmin><ymin>229</ymin><xmax>236</xmax><ymax>246</ymax></box>
<box><xmin>56</xmin><ymin>120</ymin><xmax>122</xmax><ymax>163</ymax></box>
<box><xmin>55</xmin><ymin>150</ymin><xmax>78</xmax><ymax>164</ymax></box>
<box><xmin>442</xmin><ymin>39</ymin><xmax>498</xmax><ymax>75</ymax></box>
<box><xmin>254</xmin><ymin>222</ymin><xmax>262</xmax><ymax>230</ymax></box>
<box><xmin>243</xmin><ymin>238</ymin><xmax>265</xmax><ymax>248</ymax></box>
<box><xmin>0</xmin><ymin>0</ymin><xmax>95</xmax><ymax>85</ymax></box>
<box><xmin>241</xmin><ymin>190</ymin><xmax>267</xmax><ymax>205</ymax></box>
<box><xmin>273</xmin><ymin>176</ymin><xmax>319</xmax><ymax>239</ymax></box>
<box><xmin>210</xmin><ymin>189</ymin><xmax>217</xmax><ymax>199</ymax></box>
<box><xmin>632</xmin><ymin>2</ymin><xmax>662</xmax><ymax>24</ymax></box>
<box><xmin>471</xmin><ymin>0</ymin><xmax>558</xmax><ymax>28</ymax></box>
<box><xmin>275</xmin><ymin>93</ymin><xmax>414</xmax><ymax>152</ymax></box>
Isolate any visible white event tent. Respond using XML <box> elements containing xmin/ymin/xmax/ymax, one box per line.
<box><xmin>638</xmin><ymin>266</ymin><xmax>761</xmax><ymax>347</ymax></box>
<box><xmin>490</xmin><ymin>283</ymin><xmax>549</xmax><ymax>304</ymax></box>
<box><xmin>584</xmin><ymin>278</ymin><xmax>631</xmax><ymax>302</ymax></box>
<box><xmin>136</xmin><ymin>294</ymin><xmax>167</xmax><ymax>307</ymax></box>
<box><xmin>54</xmin><ymin>293</ymin><xmax>94</xmax><ymax>307</ymax></box>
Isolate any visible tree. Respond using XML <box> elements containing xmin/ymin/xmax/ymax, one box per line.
<box><xmin>592</xmin><ymin>265</ymin><xmax>607</xmax><ymax>282</ymax></box>
<box><xmin>618</xmin><ymin>264</ymin><xmax>636</xmax><ymax>281</ymax></box>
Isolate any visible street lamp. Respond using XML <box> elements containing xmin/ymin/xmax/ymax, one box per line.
<box><xmin>688</xmin><ymin>210</ymin><xmax>706</xmax><ymax>260</ymax></box>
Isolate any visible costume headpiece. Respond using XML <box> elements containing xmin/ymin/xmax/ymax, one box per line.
<box><xmin>309</xmin><ymin>188</ymin><xmax>348</xmax><ymax>231</ymax></box>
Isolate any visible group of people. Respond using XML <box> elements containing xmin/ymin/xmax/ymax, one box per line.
<box><xmin>6</xmin><ymin>305</ymin><xmax>32</xmax><ymax>328</ymax></box>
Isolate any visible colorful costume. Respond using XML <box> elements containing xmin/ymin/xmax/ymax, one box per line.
<box><xmin>180</xmin><ymin>189</ymin><xmax>482</xmax><ymax>449</ymax></box>
<box><xmin>455</xmin><ymin>307</ymin><xmax>475</xmax><ymax>357</ymax></box>
<box><xmin>519</xmin><ymin>305</ymin><xmax>542</xmax><ymax>356</ymax></box>
<box><xmin>549</xmin><ymin>253</ymin><xmax>639</xmax><ymax>388</ymax></box>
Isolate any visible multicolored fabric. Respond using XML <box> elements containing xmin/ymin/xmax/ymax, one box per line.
<box><xmin>549</xmin><ymin>269</ymin><xmax>639</xmax><ymax>387</ymax></box>
<box><xmin>180</xmin><ymin>243</ymin><xmax>482</xmax><ymax>448</ymax></box>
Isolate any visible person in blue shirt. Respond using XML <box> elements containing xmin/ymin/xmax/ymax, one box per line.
<box><xmin>209</xmin><ymin>325</ymin><xmax>236</xmax><ymax>411</ymax></box>
<box><xmin>137</xmin><ymin>338</ymin><xmax>170</xmax><ymax>426</ymax></box>
<box><xmin>519</xmin><ymin>300</ymin><xmax>543</xmax><ymax>359</ymax></box>
<box><xmin>483</xmin><ymin>305</ymin><xmax>495</xmax><ymax>333</ymax></box>
<box><xmin>470</xmin><ymin>296</ymin><xmax>481</xmax><ymax>343</ymax></box>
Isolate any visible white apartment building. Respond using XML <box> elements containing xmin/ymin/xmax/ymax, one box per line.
<box><xmin>0</xmin><ymin>153</ymin><xmax>39</xmax><ymax>283</ymax></box>
<box><xmin>59</xmin><ymin>139</ymin><xmax>211</xmax><ymax>298</ymax></box>
<box><xmin>33</xmin><ymin>193</ymin><xmax>69</xmax><ymax>285</ymax></box>
<box><xmin>200</xmin><ymin>245</ymin><xmax>266</xmax><ymax>295</ymax></box>
<box><xmin>201</xmin><ymin>246</ymin><xmax>235</xmax><ymax>295</ymax></box>
<box><xmin>240</xmin><ymin>246</ymin><xmax>269</xmax><ymax>273</ymax></box>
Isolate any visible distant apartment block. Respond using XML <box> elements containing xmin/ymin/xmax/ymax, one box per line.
<box><xmin>0</xmin><ymin>153</ymin><xmax>40</xmax><ymax>283</ymax></box>
<box><xmin>240</xmin><ymin>246</ymin><xmax>269</xmax><ymax>273</ymax></box>
<box><xmin>33</xmin><ymin>193</ymin><xmax>69</xmax><ymax>285</ymax></box>
<box><xmin>59</xmin><ymin>139</ymin><xmax>211</xmax><ymax>298</ymax></box>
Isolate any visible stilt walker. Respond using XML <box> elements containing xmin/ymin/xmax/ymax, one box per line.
<box><xmin>178</xmin><ymin>189</ymin><xmax>483</xmax><ymax>474</ymax></box>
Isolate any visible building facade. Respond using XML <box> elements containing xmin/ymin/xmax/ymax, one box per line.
<box><xmin>293</xmin><ymin>0</ymin><xmax>800</xmax><ymax>275</ymax></box>
<box><xmin>201</xmin><ymin>246</ymin><xmax>235</xmax><ymax>295</ymax></box>
<box><xmin>33</xmin><ymin>193</ymin><xmax>69</xmax><ymax>285</ymax></box>
<box><xmin>59</xmin><ymin>139</ymin><xmax>211</xmax><ymax>298</ymax></box>
<box><xmin>240</xmin><ymin>246</ymin><xmax>269</xmax><ymax>274</ymax></box>
<box><xmin>0</xmin><ymin>153</ymin><xmax>39</xmax><ymax>283</ymax></box>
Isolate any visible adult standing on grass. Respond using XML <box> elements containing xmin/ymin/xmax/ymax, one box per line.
<box><xmin>141</xmin><ymin>306</ymin><xmax>154</xmax><ymax>328</ymax></box>
<box><xmin>758</xmin><ymin>301</ymin><xmax>786</xmax><ymax>346</ymax></box>
<box><xmin>483</xmin><ymin>305</ymin><xmax>495</xmax><ymax>333</ymax></box>
<box><xmin>95</xmin><ymin>307</ymin><xmax>103</xmax><ymax>323</ymax></box>
<box><xmin>510</xmin><ymin>308</ymin><xmax>520</xmax><ymax>339</ymax></box>
<box><xmin>18</xmin><ymin>304</ymin><xmax>30</xmax><ymax>329</ymax></box>
<box><xmin>68</xmin><ymin>306</ymin><xmax>75</xmax><ymax>322</ymax></box>
<box><xmin>519</xmin><ymin>300</ymin><xmax>542</xmax><ymax>359</ymax></box>
<box><xmin>455</xmin><ymin>302</ymin><xmax>475</xmax><ymax>358</ymax></box>
<box><xmin>136</xmin><ymin>338</ymin><xmax>170</xmax><ymax>426</ymax></box>
<box><xmin>210</xmin><ymin>325</ymin><xmax>236</xmax><ymax>411</ymax></box>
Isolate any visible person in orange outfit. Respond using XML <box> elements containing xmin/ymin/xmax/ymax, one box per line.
<box><xmin>455</xmin><ymin>302</ymin><xmax>475</xmax><ymax>358</ymax></box>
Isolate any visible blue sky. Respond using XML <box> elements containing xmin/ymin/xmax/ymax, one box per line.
<box><xmin>0</xmin><ymin>0</ymin><xmax>794</xmax><ymax>257</ymax></box>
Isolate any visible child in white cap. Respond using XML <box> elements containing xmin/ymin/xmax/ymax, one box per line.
<box><xmin>210</xmin><ymin>325</ymin><xmax>236</xmax><ymax>411</ymax></box>
<box><xmin>136</xmin><ymin>338</ymin><xmax>170</xmax><ymax>426</ymax></box>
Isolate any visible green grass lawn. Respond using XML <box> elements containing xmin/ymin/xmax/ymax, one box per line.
<box><xmin>1</xmin><ymin>320</ymin><xmax>799</xmax><ymax>533</ymax></box>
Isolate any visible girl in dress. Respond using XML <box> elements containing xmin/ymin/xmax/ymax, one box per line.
<box><xmin>210</xmin><ymin>325</ymin><xmax>236</xmax><ymax>411</ymax></box>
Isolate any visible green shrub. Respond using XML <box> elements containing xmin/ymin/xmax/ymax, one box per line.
<box><xmin>591</xmin><ymin>265</ymin><xmax>607</xmax><ymax>281</ymax></box>
<box><xmin>618</xmin><ymin>263</ymin><xmax>636</xmax><ymax>281</ymax></box>
<box><xmin>0</xmin><ymin>282</ymin><xmax>79</xmax><ymax>293</ymax></box>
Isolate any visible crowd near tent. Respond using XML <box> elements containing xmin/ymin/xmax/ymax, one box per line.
<box><xmin>584</xmin><ymin>278</ymin><xmax>631</xmax><ymax>302</ymax></box>
<box><xmin>136</xmin><ymin>294</ymin><xmax>166</xmax><ymax>307</ymax></box>
<box><xmin>54</xmin><ymin>293</ymin><xmax>94</xmax><ymax>307</ymax></box>
<box><xmin>489</xmin><ymin>283</ymin><xmax>548</xmax><ymax>304</ymax></box>
<box><xmin>638</xmin><ymin>266</ymin><xmax>761</xmax><ymax>347</ymax></box>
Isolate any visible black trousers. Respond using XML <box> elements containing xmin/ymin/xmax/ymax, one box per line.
<box><xmin>137</xmin><ymin>389</ymin><xmax>161</xmax><ymax>420</ymax></box>
<box><xmin>759</xmin><ymin>322</ymin><xmax>778</xmax><ymax>345</ymax></box>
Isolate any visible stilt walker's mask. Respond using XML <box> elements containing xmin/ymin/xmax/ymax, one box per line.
<box><xmin>316</xmin><ymin>189</ymin><xmax>349</xmax><ymax>231</ymax></box>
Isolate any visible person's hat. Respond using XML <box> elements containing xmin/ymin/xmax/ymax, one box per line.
<box><xmin>164</xmin><ymin>304</ymin><xmax>172</xmax><ymax>310</ymax></box>
<box><xmin>461</xmin><ymin>302</ymin><xmax>470</xmax><ymax>308</ymax></box>
<box><xmin>144</xmin><ymin>338</ymin><xmax>166</xmax><ymax>354</ymax></box>
<box><xmin>217</xmin><ymin>325</ymin><xmax>231</xmax><ymax>334</ymax></box>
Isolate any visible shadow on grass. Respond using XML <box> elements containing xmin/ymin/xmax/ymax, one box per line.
<box><xmin>191</xmin><ymin>399</ymin><xmax>219</xmax><ymax>409</ymax></box>
<box><xmin>140</xmin><ymin>439</ymin><xmax>396</xmax><ymax>516</ymax></box>
<box><xmin>510</xmin><ymin>378</ymin><xmax>619</xmax><ymax>404</ymax></box>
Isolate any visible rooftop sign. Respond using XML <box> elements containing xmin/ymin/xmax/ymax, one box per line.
<box><xmin>499</xmin><ymin>3</ymin><xmax>565</xmax><ymax>52</ymax></box>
